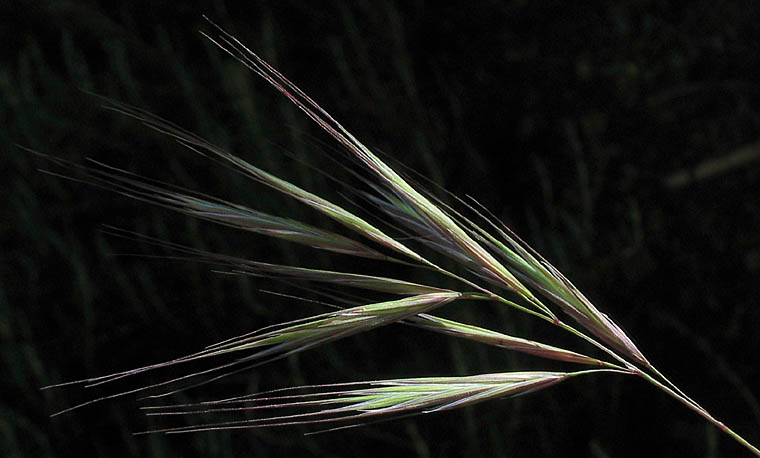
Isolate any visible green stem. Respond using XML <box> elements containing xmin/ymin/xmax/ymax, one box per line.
<box><xmin>638</xmin><ymin>370</ymin><xmax>760</xmax><ymax>457</ymax></box>
<box><xmin>647</xmin><ymin>364</ymin><xmax>708</xmax><ymax>412</ymax></box>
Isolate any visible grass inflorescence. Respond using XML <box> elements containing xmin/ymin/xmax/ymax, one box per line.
<box><xmin>32</xmin><ymin>17</ymin><xmax>760</xmax><ymax>456</ymax></box>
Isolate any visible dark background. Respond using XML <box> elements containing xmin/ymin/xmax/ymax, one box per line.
<box><xmin>3</xmin><ymin>1</ymin><xmax>760</xmax><ymax>457</ymax></box>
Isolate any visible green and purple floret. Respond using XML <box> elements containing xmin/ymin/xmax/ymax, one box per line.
<box><xmin>140</xmin><ymin>371</ymin><xmax>581</xmax><ymax>434</ymax></box>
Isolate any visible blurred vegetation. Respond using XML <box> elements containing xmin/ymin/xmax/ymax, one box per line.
<box><xmin>3</xmin><ymin>1</ymin><xmax>760</xmax><ymax>457</ymax></box>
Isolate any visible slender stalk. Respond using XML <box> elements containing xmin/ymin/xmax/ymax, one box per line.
<box><xmin>647</xmin><ymin>364</ymin><xmax>705</xmax><ymax>411</ymax></box>
<box><xmin>638</xmin><ymin>370</ymin><xmax>760</xmax><ymax>457</ymax></box>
